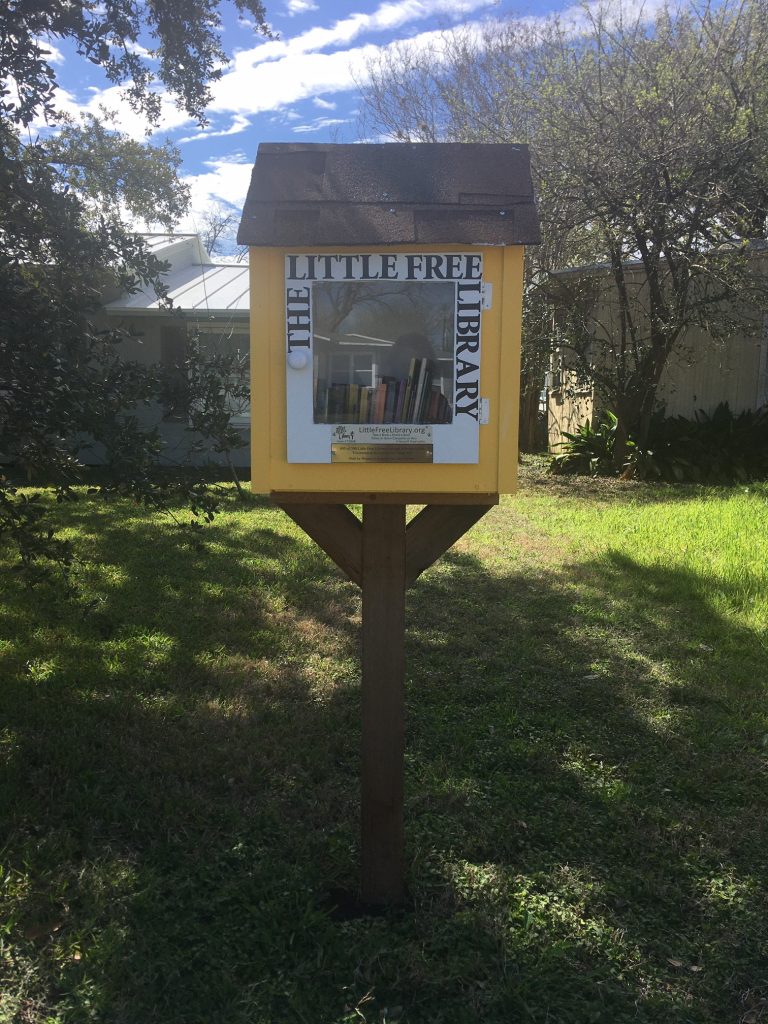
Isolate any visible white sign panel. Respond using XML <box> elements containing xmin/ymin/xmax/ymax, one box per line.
<box><xmin>285</xmin><ymin>253</ymin><xmax>483</xmax><ymax>464</ymax></box>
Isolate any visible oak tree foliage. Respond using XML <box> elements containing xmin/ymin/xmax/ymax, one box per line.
<box><xmin>46</xmin><ymin>112</ymin><xmax>192</xmax><ymax>231</ymax></box>
<box><xmin>0</xmin><ymin>0</ymin><xmax>269</xmax><ymax>578</ymax></box>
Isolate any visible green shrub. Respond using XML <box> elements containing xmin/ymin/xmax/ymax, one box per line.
<box><xmin>550</xmin><ymin>403</ymin><xmax>768</xmax><ymax>482</ymax></box>
<box><xmin>550</xmin><ymin>411</ymin><xmax>619</xmax><ymax>475</ymax></box>
<box><xmin>633</xmin><ymin>403</ymin><xmax>768</xmax><ymax>483</ymax></box>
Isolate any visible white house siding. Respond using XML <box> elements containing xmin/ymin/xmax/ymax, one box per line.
<box><xmin>80</xmin><ymin>234</ymin><xmax>252</xmax><ymax>469</ymax></box>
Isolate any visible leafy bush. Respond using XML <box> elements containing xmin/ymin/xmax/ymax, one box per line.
<box><xmin>634</xmin><ymin>403</ymin><xmax>768</xmax><ymax>483</ymax></box>
<box><xmin>550</xmin><ymin>403</ymin><xmax>768</xmax><ymax>482</ymax></box>
<box><xmin>550</xmin><ymin>411</ymin><xmax>619</xmax><ymax>475</ymax></box>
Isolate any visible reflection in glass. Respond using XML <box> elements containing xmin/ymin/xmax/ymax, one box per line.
<box><xmin>312</xmin><ymin>281</ymin><xmax>454</xmax><ymax>424</ymax></box>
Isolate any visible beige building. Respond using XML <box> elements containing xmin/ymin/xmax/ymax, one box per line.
<box><xmin>547</xmin><ymin>261</ymin><xmax>768</xmax><ymax>449</ymax></box>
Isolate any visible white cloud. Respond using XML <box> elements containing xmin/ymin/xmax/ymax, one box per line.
<box><xmin>211</xmin><ymin>18</ymin><xmax>491</xmax><ymax>119</ymax></box>
<box><xmin>38</xmin><ymin>0</ymin><xmax>672</xmax><ymax>155</ymax></box>
<box><xmin>211</xmin><ymin>0</ymin><xmax>500</xmax><ymax>120</ymax></box>
<box><xmin>177</xmin><ymin>114</ymin><xmax>251</xmax><ymax>144</ymax></box>
<box><xmin>292</xmin><ymin>117</ymin><xmax>348</xmax><ymax>133</ymax></box>
<box><xmin>269</xmin><ymin>110</ymin><xmax>302</xmax><ymax>123</ymax></box>
<box><xmin>35</xmin><ymin>37</ymin><xmax>65</xmax><ymax>64</ymax></box>
<box><xmin>39</xmin><ymin>82</ymin><xmax>193</xmax><ymax>140</ymax></box>
<box><xmin>112</xmin><ymin>40</ymin><xmax>154</xmax><ymax>59</ymax></box>
<box><xmin>210</xmin><ymin>44</ymin><xmax>380</xmax><ymax>115</ymax></box>
<box><xmin>209</xmin><ymin>0</ymin><xmax>673</xmax><ymax>124</ymax></box>
<box><xmin>230</xmin><ymin>0</ymin><xmax>495</xmax><ymax>69</ymax></box>
<box><xmin>285</xmin><ymin>0</ymin><xmax>319</xmax><ymax>14</ymax></box>
<box><xmin>176</xmin><ymin>154</ymin><xmax>255</xmax><ymax>231</ymax></box>
<box><xmin>33</xmin><ymin>0</ymin><xmax>496</xmax><ymax>142</ymax></box>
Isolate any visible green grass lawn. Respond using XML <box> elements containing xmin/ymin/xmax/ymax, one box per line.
<box><xmin>1</xmin><ymin>459</ymin><xmax>767</xmax><ymax>1024</ymax></box>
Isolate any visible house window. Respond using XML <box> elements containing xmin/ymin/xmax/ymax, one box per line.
<box><xmin>160</xmin><ymin>326</ymin><xmax>189</xmax><ymax>421</ymax></box>
<box><xmin>160</xmin><ymin>323</ymin><xmax>250</xmax><ymax>427</ymax></box>
<box><xmin>193</xmin><ymin>323</ymin><xmax>250</xmax><ymax>427</ymax></box>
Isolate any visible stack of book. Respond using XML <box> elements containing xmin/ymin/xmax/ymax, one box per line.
<box><xmin>315</xmin><ymin>357</ymin><xmax>452</xmax><ymax>425</ymax></box>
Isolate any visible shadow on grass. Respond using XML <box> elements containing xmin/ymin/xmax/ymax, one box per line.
<box><xmin>519</xmin><ymin>455</ymin><xmax>768</xmax><ymax>506</ymax></box>
<box><xmin>403</xmin><ymin>544</ymin><xmax>766</xmax><ymax>1019</ymax></box>
<box><xmin>0</xmin><ymin>496</ymin><xmax>766</xmax><ymax>1024</ymax></box>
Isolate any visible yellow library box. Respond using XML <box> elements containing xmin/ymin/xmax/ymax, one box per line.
<box><xmin>237</xmin><ymin>142</ymin><xmax>540</xmax><ymax>504</ymax></box>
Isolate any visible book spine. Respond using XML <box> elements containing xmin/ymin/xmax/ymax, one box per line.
<box><xmin>402</xmin><ymin>357</ymin><xmax>417</xmax><ymax>423</ymax></box>
<box><xmin>318</xmin><ymin>363</ymin><xmax>453</xmax><ymax>425</ymax></box>
<box><xmin>420</xmin><ymin>368</ymin><xmax>433</xmax><ymax>422</ymax></box>
<box><xmin>384</xmin><ymin>381</ymin><xmax>397</xmax><ymax>423</ymax></box>
<box><xmin>374</xmin><ymin>382</ymin><xmax>387</xmax><ymax>423</ymax></box>
<box><xmin>394</xmin><ymin>378</ymin><xmax>406</xmax><ymax>422</ymax></box>
<box><xmin>412</xmin><ymin>359</ymin><xmax>428</xmax><ymax>422</ymax></box>
<box><xmin>427</xmin><ymin>385</ymin><xmax>439</xmax><ymax>423</ymax></box>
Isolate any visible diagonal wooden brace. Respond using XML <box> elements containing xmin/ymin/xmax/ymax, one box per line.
<box><xmin>279</xmin><ymin>502</ymin><xmax>363</xmax><ymax>586</ymax></box>
<box><xmin>404</xmin><ymin>503</ymin><xmax>494</xmax><ymax>587</ymax></box>
<box><xmin>278</xmin><ymin>501</ymin><xmax>495</xmax><ymax>590</ymax></box>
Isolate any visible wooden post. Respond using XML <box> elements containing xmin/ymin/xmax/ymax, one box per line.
<box><xmin>360</xmin><ymin>503</ymin><xmax>407</xmax><ymax>906</ymax></box>
<box><xmin>278</xmin><ymin>497</ymin><xmax>496</xmax><ymax>907</ymax></box>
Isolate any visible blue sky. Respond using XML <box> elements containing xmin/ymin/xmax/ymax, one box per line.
<box><xmin>41</xmin><ymin>0</ymin><xmax>579</xmax><ymax>235</ymax></box>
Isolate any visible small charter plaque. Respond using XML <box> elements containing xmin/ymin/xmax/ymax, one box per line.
<box><xmin>331</xmin><ymin>443</ymin><xmax>434</xmax><ymax>464</ymax></box>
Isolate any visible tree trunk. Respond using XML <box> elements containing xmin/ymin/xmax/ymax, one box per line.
<box><xmin>518</xmin><ymin>380</ymin><xmax>542</xmax><ymax>453</ymax></box>
<box><xmin>226</xmin><ymin>452</ymin><xmax>246</xmax><ymax>498</ymax></box>
<box><xmin>611</xmin><ymin>342</ymin><xmax>670</xmax><ymax>470</ymax></box>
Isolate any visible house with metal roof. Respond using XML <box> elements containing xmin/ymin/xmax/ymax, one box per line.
<box><xmin>92</xmin><ymin>232</ymin><xmax>251</xmax><ymax>468</ymax></box>
<box><xmin>104</xmin><ymin>233</ymin><xmax>249</xmax><ymax>319</ymax></box>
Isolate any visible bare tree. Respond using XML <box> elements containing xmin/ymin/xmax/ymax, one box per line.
<box><xmin>360</xmin><ymin>0</ymin><xmax>768</xmax><ymax>459</ymax></box>
<box><xmin>198</xmin><ymin>203</ymin><xmax>238</xmax><ymax>256</ymax></box>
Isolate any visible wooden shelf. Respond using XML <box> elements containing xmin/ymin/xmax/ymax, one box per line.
<box><xmin>270</xmin><ymin>491</ymin><xmax>499</xmax><ymax>505</ymax></box>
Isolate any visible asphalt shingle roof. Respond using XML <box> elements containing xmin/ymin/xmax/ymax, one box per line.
<box><xmin>237</xmin><ymin>142</ymin><xmax>540</xmax><ymax>247</ymax></box>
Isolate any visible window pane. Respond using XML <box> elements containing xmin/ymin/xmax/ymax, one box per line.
<box><xmin>312</xmin><ymin>281</ymin><xmax>454</xmax><ymax>425</ymax></box>
<box><xmin>195</xmin><ymin>326</ymin><xmax>250</xmax><ymax>426</ymax></box>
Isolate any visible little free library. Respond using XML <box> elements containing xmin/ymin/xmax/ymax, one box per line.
<box><xmin>238</xmin><ymin>142</ymin><xmax>540</xmax><ymax>905</ymax></box>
